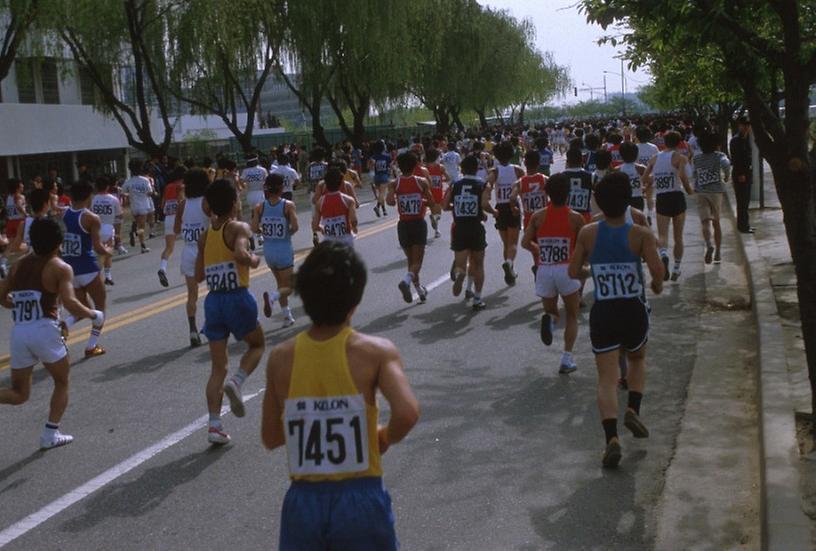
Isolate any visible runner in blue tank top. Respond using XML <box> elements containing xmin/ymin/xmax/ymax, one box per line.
<box><xmin>251</xmin><ymin>173</ymin><xmax>298</xmax><ymax>328</ymax></box>
<box><xmin>569</xmin><ymin>172</ymin><xmax>664</xmax><ymax>469</ymax></box>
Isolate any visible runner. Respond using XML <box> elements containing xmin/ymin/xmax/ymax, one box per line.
<box><xmin>368</xmin><ymin>140</ymin><xmax>391</xmax><ymax>217</ymax></box>
<box><xmin>306</xmin><ymin>148</ymin><xmax>329</xmax><ymax>200</ymax></box>
<box><xmin>522</xmin><ymin>173</ymin><xmax>585</xmax><ymax>374</ymax></box>
<box><xmin>240</xmin><ymin>154</ymin><xmax>269</xmax><ymax>249</ymax></box>
<box><xmin>261</xmin><ymin>241</ymin><xmax>419</xmax><ymax>550</ymax></box>
<box><xmin>535</xmin><ymin>135</ymin><xmax>554</xmax><ymax>176</ymax></box>
<box><xmin>251</xmin><ymin>173</ymin><xmax>298</xmax><ymax>328</ymax></box>
<box><xmin>157</xmin><ymin>166</ymin><xmax>185</xmax><ymax>287</ymax></box>
<box><xmin>8</xmin><ymin>188</ymin><xmax>51</xmax><ymax>254</ymax></box>
<box><xmin>441</xmin><ymin>141</ymin><xmax>462</xmax><ymax>186</ymax></box>
<box><xmin>0</xmin><ymin>218</ymin><xmax>102</xmax><ymax>449</ymax></box>
<box><xmin>693</xmin><ymin>131</ymin><xmax>731</xmax><ymax>264</ymax></box>
<box><xmin>635</xmin><ymin>126</ymin><xmax>659</xmax><ymax>225</ymax></box>
<box><xmin>425</xmin><ymin>148</ymin><xmax>449</xmax><ymax>239</ymax></box>
<box><xmin>121</xmin><ymin>160</ymin><xmax>155</xmax><ymax>254</ymax></box>
<box><xmin>643</xmin><ymin>130</ymin><xmax>694</xmax><ymax>281</ymax></box>
<box><xmin>173</xmin><ymin>167</ymin><xmax>210</xmax><ymax>347</ymax></box>
<box><xmin>445</xmin><ymin>155</ymin><xmax>495</xmax><ymax>310</ymax></box>
<box><xmin>387</xmin><ymin>151</ymin><xmax>435</xmax><ymax>304</ymax></box>
<box><xmin>271</xmin><ymin>153</ymin><xmax>300</xmax><ymax>201</ymax></box>
<box><xmin>312</xmin><ymin>167</ymin><xmax>358</xmax><ymax>248</ymax></box>
<box><xmin>489</xmin><ymin>141</ymin><xmax>525</xmax><ymax>286</ymax></box>
<box><xmin>616</xmin><ymin>142</ymin><xmax>647</xmax><ymax>211</ymax></box>
<box><xmin>90</xmin><ymin>175</ymin><xmax>121</xmax><ymax>286</ymax></box>
<box><xmin>0</xmin><ymin>178</ymin><xmax>26</xmax><ymax>277</ymax></box>
<box><xmin>197</xmin><ymin>178</ymin><xmax>265</xmax><ymax>445</ymax></box>
<box><xmin>569</xmin><ymin>172</ymin><xmax>665</xmax><ymax>468</ymax></box>
<box><xmin>61</xmin><ymin>180</ymin><xmax>111</xmax><ymax>358</ymax></box>
<box><xmin>510</xmin><ymin>150</ymin><xmax>548</xmax><ymax>272</ymax></box>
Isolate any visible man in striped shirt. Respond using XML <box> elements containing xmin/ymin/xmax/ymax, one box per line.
<box><xmin>693</xmin><ymin>132</ymin><xmax>731</xmax><ymax>264</ymax></box>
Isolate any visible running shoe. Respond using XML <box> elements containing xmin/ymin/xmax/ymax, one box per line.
<box><xmin>704</xmin><ymin>246</ymin><xmax>714</xmax><ymax>265</ymax></box>
<box><xmin>434</xmin><ymin>230</ymin><xmax>441</xmax><ymax>239</ymax></box>
<box><xmin>398</xmin><ymin>280</ymin><xmax>413</xmax><ymax>303</ymax></box>
<box><xmin>540</xmin><ymin>314</ymin><xmax>553</xmax><ymax>346</ymax></box>
<box><xmin>129</xmin><ymin>232</ymin><xmax>136</xmax><ymax>247</ymax></box>
<box><xmin>141</xmin><ymin>245</ymin><xmax>150</xmax><ymax>254</ymax></box>
<box><xmin>117</xmin><ymin>245</ymin><xmax>128</xmax><ymax>256</ymax></box>
<box><xmin>40</xmin><ymin>431</ymin><xmax>74</xmax><ymax>450</ymax></box>
<box><xmin>374</xmin><ymin>204</ymin><xmax>381</xmax><ymax>218</ymax></box>
<box><xmin>207</xmin><ymin>426</ymin><xmax>231</xmax><ymax>445</ymax></box>
<box><xmin>624</xmin><ymin>410</ymin><xmax>649</xmax><ymax>438</ymax></box>
<box><xmin>190</xmin><ymin>331</ymin><xmax>202</xmax><ymax>348</ymax></box>
<box><xmin>157</xmin><ymin>269</ymin><xmax>168</xmax><ymax>287</ymax></box>
<box><xmin>713</xmin><ymin>250</ymin><xmax>722</xmax><ymax>264</ymax></box>
<box><xmin>452</xmin><ymin>272</ymin><xmax>465</xmax><ymax>297</ymax></box>
<box><xmin>417</xmin><ymin>286</ymin><xmax>428</xmax><ymax>303</ymax></box>
<box><xmin>472</xmin><ymin>299</ymin><xmax>486</xmax><ymax>311</ymax></box>
<box><xmin>282</xmin><ymin>314</ymin><xmax>295</xmax><ymax>328</ymax></box>
<box><xmin>223</xmin><ymin>379</ymin><xmax>245</xmax><ymax>418</ymax></box>
<box><xmin>262</xmin><ymin>291</ymin><xmax>273</xmax><ymax>318</ymax></box>
<box><xmin>381</xmin><ymin>206</ymin><xmax>387</xmax><ymax>216</ymax></box>
<box><xmin>84</xmin><ymin>345</ymin><xmax>106</xmax><ymax>358</ymax></box>
<box><xmin>105</xmin><ymin>276</ymin><xmax>114</xmax><ymax>286</ymax></box>
<box><xmin>670</xmin><ymin>269</ymin><xmax>681</xmax><ymax>282</ymax></box>
<box><xmin>148</xmin><ymin>232</ymin><xmax>155</xmax><ymax>239</ymax></box>
<box><xmin>602</xmin><ymin>439</ymin><xmax>622</xmax><ymax>468</ymax></box>
<box><xmin>502</xmin><ymin>262</ymin><xmax>517</xmax><ymax>286</ymax></box>
<box><xmin>558</xmin><ymin>360</ymin><xmax>577</xmax><ymax>374</ymax></box>
<box><xmin>661</xmin><ymin>255</ymin><xmax>670</xmax><ymax>281</ymax></box>
<box><xmin>465</xmin><ymin>289</ymin><xmax>474</xmax><ymax>300</ymax></box>
<box><xmin>450</xmin><ymin>261</ymin><xmax>457</xmax><ymax>282</ymax></box>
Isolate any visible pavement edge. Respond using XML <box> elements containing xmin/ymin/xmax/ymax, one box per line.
<box><xmin>723</xmin><ymin>184</ymin><xmax>812</xmax><ymax>550</ymax></box>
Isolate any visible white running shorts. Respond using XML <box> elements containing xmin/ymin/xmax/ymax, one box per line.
<box><xmin>10</xmin><ymin>319</ymin><xmax>68</xmax><ymax>369</ymax></box>
<box><xmin>536</xmin><ymin>264</ymin><xmax>581</xmax><ymax>299</ymax></box>
<box><xmin>180</xmin><ymin>244</ymin><xmax>197</xmax><ymax>278</ymax></box>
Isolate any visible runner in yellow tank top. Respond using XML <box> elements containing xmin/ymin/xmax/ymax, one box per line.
<box><xmin>261</xmin><ymin>241</ymin><xmax>420</xmax><ymax>550</ymax></box>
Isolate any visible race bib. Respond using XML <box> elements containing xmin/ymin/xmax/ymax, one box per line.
<box><xmin>538</xmin><ymin>237</ymin><xmax>570</xmax><ymax>265</ymax></box>
<box><xmin>695</xmin><ymin>168</ymin><xmax>719</xmax><ymax>188</ymax></box>
<box><xmin>375</xmin><ymin>159</ymin><xmax>388</xmax><ymax>173</ymax></box>
<box><xmin>182</xmin><ymin>223</ymin><xmax>204</xmax><ymax>244</ymax></box>
<box><xmin>398</xmin><ymin>193</ymin><xmax>422</xmax><ymax>216</ymax></box>
<box><xmin>10</xmin><ymin>290</ymin><xmax>43</xmax><ymax>324</ymax></box>
<box><xmin>309</xmin><ymin>165</ymin><xmax>325</xmax><ymax>181</ymax></box>
<box><xmin>284</xmin><ymin>394</ymin><xmax>369</xmax><ymax>476</ymax></box>
<box><xmin>204</xmin><ymin>261</ymin><xmax>240</xmax><ymax>292</ymax></box>
<box><xmin>454</xmin><ymin>194</ymin><xmax>478</xmax><ymax>218</ymax></box>
<box><xmin>164</xmin><ymin>200</ymin><xmax>178</xmax><ymax>216</ymax></box>
<box><xmin>568</xmin><ymin>184</ymin><xmax>590</xmax><ymax>211</ymax></box>
<box><xmin>62</xmin><ymin>233</ymin><xmax>82</xmax><ymax>257</ymax></box>
<box><xmin>629</xmin><ymin>176</ymin><xmax>642</xmax><ymax>196</ymax></box>
<box><xmin>593</xmin><ymin>262</ymin><xmax>643</xmax><ymax>300</ymax></box>
<box><xmin>523</xmin><ymin>192</ymin><xmax>545</xmax><ymax>213</ymax></box>
<box><xmin>495</xmin><ymin>184</ymin><xmax>512</xmax><ymax>203</ymax></box>
<box><xmin>430</xmin><ymin>175</ymin><xmax>442</xmax><ymax>190</ymax></box>
<box><xmin>261</xmin><ymin>215</ymin><xmax>287</xmax><ymax>239</ymax></box>
<box><xmin>92</xmin><ymin>203</ymin><xmax>114</xmax><ymax>216</ymax></box>
<box><xmin>323</xmin><ymin>215</ymin><xmax>348</xmax><ymax>237</ymax></box>
<box><xmin>654</xmin><ymin>174</ymin><xmax>675</xmax><ymax>191</ymax></box>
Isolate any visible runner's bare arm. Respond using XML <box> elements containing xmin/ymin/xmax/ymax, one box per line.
<box><xmin>638</xmin><ymin>227</ymin><xmax>664</xmax><ymax>294</ymax></box>
<box><xmin>481</xmin><ymin>185</ymin><xmax>497</xmax><ymax>216</ymax></box>
<box><xmin>521</xmin><ymin>211</ymin><xmax>540</xmax><ymax>253</ymax></box>
<box><xmin>261</xmin><ymin>344</ymin><xmax>287</xmax><ymax>450</ymax></box>
<box><xmin>250</xmin><ymin>203</ymin><xmax>262</xmax><ymax>234</ymax></box>
<box><xmin>442</xmin><ymin>186</ymin><xmax>453</xmax><ymax>211</ymax></box>
<box><xmin>385</xmin><ymin>180</ymin><xmax>397</xmax><ymax>206</ymax></box>
<box><xmin>195</xmin><ymin>231</ymin><xmax>207</xmax><ymax>283</ymax></box>
<box><xmin>286</xmin><ymin>201</ymin><xmax>299</xmax><ymax>234</ymax></box>
<box><xmin>346</xmin><ymin>196</ymin><xmax>359</xmax><ymax>234</ymax></box>
<box><xmin>173</xmin><ymin>200</ymin><xmax>185</xmax><ymax>235</ymax></box>
<box><xmin>642</xmin><ymin>157</ymin><xmax>655</xmax><ymax>189</ymax></box>
<box><xmin>232</xmin><ymin>222</ymin><xmax>260</xmax><ymax>268</ymax></box>
<box><xmin>376</xmin><ymin>339</ymin><xmax>420</xmax><ymax>454</ymax></box>
<box><xmin>509</xmin><ymin>180</ymin><xmax>521</xmax><ymax>204</ymax></box>
<box><xmin>568</xmin><ymin>227</ymin><xmax>591</xmax><ymax>280</ymax></box>
<box><xmin>0</xmin><ymin>264</ymin><xmax>14</xmax><ymax>308</ymax></box>
<box><xmin>676</xmin><ymin>156</ymin><xmax>694</xmax><ymax>195</ymax></box>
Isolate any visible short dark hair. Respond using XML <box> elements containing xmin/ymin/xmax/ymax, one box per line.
<box><xmin>205</xmin><ymin>178</ymin><xmax>237</xmax><ymax>216</ymax></box>
<box><xmin>493</xmin><ymin>141</ymin><xmax>514</xmax><ymax>165</ymax></box>
<box><xmin>30</xmin><ymin>217</ymin><xmax>63</xmax><ymax>256</ymax></box>
<box><xmin>94</xmin><ymin>175</ymin><xmax>111</xmax><ymax>193</ymax></box>
<box><xmin>566</xmin><ymin>148</ymin><xmax>583</xmax><ymax>167</ymax></box>
<box><xmin>425</xmin><ymin>148</ymin><xmax>440</xmax><ymax>163</ymax></box>
<box><xmin>595</xmin><ymin>172</ymin><xmax>631</xmax><ymax>218</ymax></box>
<box><xmin>546</xmin><ymin>173</ymin><xmax>569</xmax><ymax>206</ymax></box>
<box><xmin>324</xmin><ymin>168</ymin><xmax>343</xmax><ymax>192</ymax></box>
<box><xmin>664</xmin><ymin>130</ymin><xmax>682</xmax><ymax>149</ymax></box>
<box><xmin>460</xmin><ymin>155</ymin><xmax>479</xmax><ymax>175</ymax></box>
<box><xmin>296</xmin><ymin>241</ymin><xmax>367</xmax><ymax>326</ymax></box>
<box><xmin>620</xmin><ymin>142</ymin><xmax>639</xmax><ymax>163</ymax></box>
<box><xmin>699</xmin><ymin>132</ymin><xmax>719</xmax><ymax>154</ymax></box>
<box><xmin>128</xmin><ymin>159</ymin><xmax>144</xmax><ymax>175</ymax></box>
<box><xmin>264</xmin><ymin>173</ymin><xmax>284</xmax><ymax>195</ymax></box>
<box><xmin>70</xmin><ymin>181</ymin><xmax>94</xmax><ymax>202</ymax></box>
<box><xmin>29</xmin><ymin>188</ymin><xmax>51</xmax><ymax>213</ymax></box>
<box><xmin>6</xmin><ymin>178</ymin><xmax>22</xmax><ymax>195</ymax></box>
<box><xmin>396</xmin><ymin>151</ymin><xmax>418</xmax><ymax>174</ymax></box>
<box><xmin>524</xmin><ymin>149</ymin><xmax>540</xmax><ymax>169</ymax></box>
<box><xmin>635</xmin><ymin>125</ymin><xmax>653</xmax><ymax>144</ymax></box>
<box><xmin>183</xmin><ymin>168</ymin><xmax>210</xmax><ymax>199</ymax></box>
<box><xmin>594</xmin><ymin>149</ymin><xmax>612</xmax><ymax>171</ymax></box>
<box><xmin>168</xmin><ymin>166</ymin><xmax>186</xmax><ymax>182</ymax></box>
<box><xmin>584</xmin><ymin>133</ymin><xmax>601</xmax><ymax>150</ymax></box>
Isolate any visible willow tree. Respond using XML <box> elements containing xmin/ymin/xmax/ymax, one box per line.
<box><xmin>168</xmin><ymin>0</ymin><xmax>284</xmax><ymax>154</ymax></box>
<box><xmin>55</xmin><ymin>0</ymin><xmax>180</xmax><ymax>158</ymax></box>
<box><xmin>0</xmin><ymin>0</ymin><xmax>39</xmax><ymax>83</ymax></box>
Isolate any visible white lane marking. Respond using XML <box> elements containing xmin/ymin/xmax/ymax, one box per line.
<box><xmin>411</xmin><ymin>273</ymin><xmax>452</xmax><ymax>301</ymax></box>
<box><xmin>0</xmin><ymin>389</ymin><xmax>265</xmax><ymax>548</ymax></box>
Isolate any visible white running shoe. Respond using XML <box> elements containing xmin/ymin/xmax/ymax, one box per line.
<box><xmin>207</xmin><ymin>426</ymin><xmax>231</xmax><ymax>445</ymax></box>
<box><xmin>282</xmin><ymin>314</ymin><xmax>295</xmax><ymax>328</ymax></box>
<box><xmin>40</xmin><ymin>431</ymin><xmax>74</xmax><ymax>450</ymax></box>
<box><xmin>223</xmin><ymin>379</ymin><xmax>246</xmax><ymax>418</ymax></box>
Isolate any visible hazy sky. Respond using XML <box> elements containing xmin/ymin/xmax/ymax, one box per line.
<box><xmin>482</xmin><ymin>0</ymin><xmax>651</xmax><ymax>104</ymax></box>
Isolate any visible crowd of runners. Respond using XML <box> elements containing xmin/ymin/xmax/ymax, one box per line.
<box><xmin>0</xmin><ymin>114</ymin><xmax>745</xmax><ymax>548</ymax></box>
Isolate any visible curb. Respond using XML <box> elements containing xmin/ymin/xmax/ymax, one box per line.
<box><xmin>723</xmin><ymin>185</ymin><xmax>812</xmax><ymax>549</ymax></box>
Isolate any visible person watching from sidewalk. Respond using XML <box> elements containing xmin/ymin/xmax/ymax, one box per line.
<box><xmin>729</xmin><ymin>116</ymin><xmax>754</xmax><ymax>234</ymax></box>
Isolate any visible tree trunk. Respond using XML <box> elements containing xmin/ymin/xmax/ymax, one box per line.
<box><xmin>352</xmin><ymin>110</ymin><xmax>366</xmax><ymax>147</ymax></box>
<box><xmin>434</xmin><ymin>106</ymin><xmax>450</xmax><ymax>135</ymax></box>
<box><xmin>715</xmin><ymin>103</ymin><xmax>731</xmax><ymax>153</ymax></box>
<box><xmin>475</xmin><ymin>108</ymin><xmax>488</xmax><ymax>129</ymax></box>
<box><xmin>237</xmin><ymin>134</ymin><xmax>255</xmax><ymax>156</ymax></box>
<box><xmin>451</xmin><ymin>109</ymin><xmax>465</xmax><ymax>133</ymax></box>
<box><xmin>519</xmin><ymin>102</ymin><xmax>527</xmax><ymax>126</ymax></box>
<box><xmin>326</xmin><ymin>93</ymin><xmax>353</xmax><ymax>141</ymax></box>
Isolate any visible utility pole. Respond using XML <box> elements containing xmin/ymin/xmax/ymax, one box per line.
<box><xmin>621</xmin><ymin>57</ymin><xmax>626</xmax><ymax>117</ymax></box>
<box><xmin>603</xmin><ymin>74</ymin><xmax>607</xmax><ymax>103</ymax></box>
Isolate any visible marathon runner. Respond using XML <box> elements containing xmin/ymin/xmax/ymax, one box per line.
<box><xmin>157</xmin><ymin>166</ymin><xmax>185</xmax><ymax>287</ymax></box>
<box><xmin>8</xmin><ymin>188</ymin><xmax>50</xmax><ymax>255</ymax></box>
<box><xmin>90</xmin><ymin>175</ymin><xmax>122</xmax><ymax>286</ymax></box>
<box><xmin>368</xmin><ymin>140</ymin><xmax>391</xmax><ymax>217</ymax></box>
<box><xmin>425</xmin><ymin>148</ymin><xmax>449</xmax><ymax>239</ymax></box>
<box><xmin>197</xmin><ymin>178</ymin><xmax>265</xmax><ymax>445</ymax></box>
<box><xmin>616</xmin><ymin>142</ymin><xmax>647</xmax><ymax>211</ymax></box>
<box><xmin>261</xmin><ymin>241</ymin><xmax>419</xmax><ymax>550</ymax></box>
<box><xmin>312</xmin><ymin>168</ymin><xmax>357</xmax><ymax>248</ymax></box>
<box><xmin>271</xmin><ymin>153</ymin><xmax>300</xmax><ymax>201</ymax></box>
<box><xmin>121</xmin><ymin>160</ymin><xmax>155</xmax><ymax>254</ymax></box>
<box><xmin>510</xmin><ymin>150</ymin><xmax>548</xmax><ymax>272</ymax></box>
<box><xmin>489</xmin><ymin>142</ymin><xmax>525</xmax><ymax>286</ymax></box>
<box><xmin>1</xmin><ymin>178</ymin><xmax>26</xmax><ymax>277</ymax></box>
<box><xmin>251</xmin><ymin>173</ymin><xmax>298</xmax><ymax>328</ymax></box>
<box><xmin>306</xmin><ymin>147</ymin><xmax>328</xmax><ymax>200</ymax></box>
<box><xmin>241</xmin><ymin>154</ymin><xmax>269</xmax><ymax>248</ymax></box>
<box><xmin>0</xmin><ymin>218</ymin><xmax>102</xmax><ymax>449</ymax></box>
<box><xmin>569</xmin><ymin>172</ymin><xmax>664</xmax><ymax>468</ymax></box>
<box><xmin>693</xmin><ymin>131</ymin><xmax>730</xmax><ymax>264</ymax></box>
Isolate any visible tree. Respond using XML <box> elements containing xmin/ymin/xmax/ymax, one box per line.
<box><xmin>582</xmin><ymin>0</ymin><xmax>816</xmax><ymax>425</ymax></box>
<box><xmin>55</xmin><ymin>0</ymin><xmax>180</xmax><ymax>158</ymax></box>
<box><xmin>168</xmin><ymin>0</ymin><xmax>284</xmax><ymax>154</ymax></box>
<box><xmin>0</xmin><ymin>0</ymin><xmax>39</xmax><ymax>83</ymax></box>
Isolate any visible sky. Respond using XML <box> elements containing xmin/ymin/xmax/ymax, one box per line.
<box><xmin>482</xmin><ymin>0</ymin><xmax>651</xmax><ymax>104</ymax></box>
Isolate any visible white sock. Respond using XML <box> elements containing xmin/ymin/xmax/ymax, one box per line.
<box><xmin>413</xmin><ymin>280</ymin><xmax>422</xmax><ymax>291</ymax></box>
<box><xmin>160</xmin><ymin>259</ymin><xmax>168</xmax><ymax>271</ymax></box>
<box><xmin>403</xmin><ymin>273</ymin><xmax>413</xmax><ymax>285</ymax></box>
<box><xmin>562</xmin><ymin>351</ymin><xmax>572</xmax><ymax>361</ymax></box>
<box><xmin>87</xmin><ymin>327</ymin><xmax>101</xmax><ymax>349</ymax></box>
<box><xmin>269</xmin><ymin>290</ymin><xmax>281</xmax><ymax>302</ymax></box>
<box><xmin>659</xmin><ymin>247</ymin><xmax>668</xmax><ymax>258</ymax></box>
<box><xmin>673</xmin><ymin>259</ymin><xmax>682</xmax><ymax>271</ymax></box>
<box><xmin>104</xmin><ymin>268</ymin><xmax>111</xmax><ymax>278</ymax></box>
<box><xmin>232</xmin><ymin>368</ymin><xmax>248</xmax><ymax>386</ymax></box>
<box><xmin>466</xmin><ymin>277</ymin><xmax>474</xmax><ymax>291</ymax></box>
<box><xmin>283</xmin><ymin>306</ymin><xmax>292</xmax><ymax>317</ymax></box>
<box><xmin>208</xmin><ymin>413</ymin><xmax>222</xmax><ymax>428</ymax></box>
<box><xmin>43</xmin><ymin>422</ymin><xmax>58</xmax><ymax>440</ymax></box>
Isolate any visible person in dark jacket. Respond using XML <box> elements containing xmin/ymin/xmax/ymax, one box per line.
<box><xmin>729</xmin><ymin>117</ymin><xmax>754</xmax><ymax>233</ymax></box>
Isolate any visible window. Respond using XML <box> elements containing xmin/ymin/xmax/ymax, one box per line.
<box><xmin>40</xmin><ymin>59</ymin><xmax>60</xmax><ymax>104</ymax></box>
<box><xmin>16</xmin><ymin>59</ymin><xmax>36</xmax><ymax>103</ymax></box>
<box><xmin>79</xmin><ymin>65</ymin><xmax>95</xmax><ymax>105</ymax></box>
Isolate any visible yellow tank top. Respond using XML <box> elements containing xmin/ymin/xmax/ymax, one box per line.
<box><xmin>283</xmin><ymin>326</ymin><xmax>382</xmax><ymax>481</ymax></box>
<box><xmin>202</xmin><ymin>222</ymin><xmax>250</xmax><ymax>291</ymax></box>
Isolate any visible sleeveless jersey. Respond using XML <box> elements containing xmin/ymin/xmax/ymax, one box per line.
<box><xmin>637</xmin><ymin>142</ymin><xmax>659</xmax><ymax>166</ymax></box>
<box><xmin>564</xmin><ymin>168</ymin><xmax>593</xmax><ymax>213</ymax></box>
<box><xmin>9</xmin><ymin>254</ymin><xmax>59</xmax><ymax>323</ymax></box>
<box><xmin>203</xmin><ymin>222</ymin><xmax>250</xmax><ymax>292</ymax></box>
<box><xmin>163</xmin><ymin>181</ymin><xmax>182</xmax><ymax>217</ymax></box>
<box><xmin>519</xmin><ymin>174</ymin><xmax>547</xmax><ymax>221</ymax></box>
<box><xmin>451</xmin><ymin>177</ymin><xmax>484</xmax><ymax>224</ymax></box>
<box><xmin>589</xmin><ymin>221</ymin><xmax>645</xmax><ymax>302</ymax></box>
<box><xmin>652</xmin><ymin>150</ymin><xmax>682</xmax><ymax>195</ymax></box>
<box><xmin>5</xmin><ymin>195</ymin><xmax>24</xmax><ymax>221</ymax></box>
<box><xmin>260</xmin><ymin>199</ymin><xmax>290</xmax><ymax>244</ymax></box>
<box><xmin>180</xmin><ymin>197</ymin><xmax>209</xmax><ymax>247</ymax></box>
<box><xmin>284</xmin><ymin>326</ymin><xmax>381</xmax><ymax>481</ymax></box>
<box><xmin>122</xmin><ymin>175</ymin><xmax>153</xmax><ymax>210</ymax></box>
<box><xmin>619</xmin><ymin>163</ymin><xmax>643</xmax><ymax>198</ymax></box>
<box><xmin>319</xmin><ymin>192</ymin><xmax>351</xmax><ymax>238</ymax></box>
<box><xmin>538</xmin><ymin>147</ymin><xmax>554</xmax><ymax>171</ymax></box>
<box><xmin>308</xmin><ymin>162</ymin><xmax>327</xmax><ymax>183</ymax></box>
<box><xmin>372</xmin><ymin>153</ymin><xmax>391</xmax><ymax>184</ymax></box>
<box><xmin>426</xmin><ymin>163</ymin><xmax>444</xmax><ymax>202</ymax></box>
<box><xmin>395</xmin><ymin>176</ymin><xmax>427</xmax><ymax>221</ymax></box>
<box><xmin>91</xmin><ymin>193</ymin><xmax>121</xmax><ymax>226</ymax></box>
<box><xmin>273</xmin><ymin>165</ymin><xmax>299</xmax><ymax>195</ymax></box>
<box><xmin>536</xmin><ymin>204</ymin><xmax>575</xmax><ymax>265</ymax></box>
<box><xmin>494</xmin><ymin>164</ymin><xmax>517</xmax><ymax>205</ymax></box>
<box><xmin>62</xmin><ymin>208</ymin><xmax>98</xmax><ymax>276</ymax></box>
<box><xmin>241</xmin><ymin>166</ymin><xmax>268</xmax><ymax>194</ymax></box>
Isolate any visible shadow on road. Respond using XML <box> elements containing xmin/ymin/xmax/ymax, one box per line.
<box><xmin>92</xmin><ymin>347</ymin><xmax>194</xmax><ymax>383</ymax></box>
<box><xmin>112</xmin><ymin>284</ymin><xmax>184</xmax><ymax>305</ymax></box>
<box><xmin>0</xmin><ymin>450</ymin><xmax>44</xmax><ymax>496</ymax></box>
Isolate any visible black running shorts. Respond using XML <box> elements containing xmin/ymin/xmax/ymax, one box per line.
<box><xmin>494</xmin><ymin>203</ymin><xmax>521</xmax><ymax>230</ymax></box>
<box><xmin>589</xmin><ymin>298</ymin><xmax>650</xmax><ymax>354</ymax></box>
<box><xmin>656</xmin><ymin>191</ymin><xmax>686</xmax><ymax>217</ymax></box>
<box><xmin>397</xmin><ymin>219</ymin><xmax>427</xmax><ymax>249</ymax></box>
<box><xmin>628</xmin><ymin>196</ymin><xmax>645</xmax><ymax>211</ymax></box>
<box><xmin>451</xmin><ymin>222</ymin><xmax>486</xmax><ymax>252</ymax></box>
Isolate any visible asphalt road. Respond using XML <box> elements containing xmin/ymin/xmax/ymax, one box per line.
<box><xmin>0</xmin><ymin>159</ymin><xmax>713</xmax><ymax>550</ymax></box>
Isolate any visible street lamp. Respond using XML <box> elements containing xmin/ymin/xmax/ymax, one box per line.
<box><xmin>604</xmin><ymin>57</ymin><xmax>627</xmax><ymax>117</ymax></box>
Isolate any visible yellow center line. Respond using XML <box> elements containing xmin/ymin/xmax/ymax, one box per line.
<box><xmin>0</xmin><ymin>217</ymin><xmax>398</xmax><ymax>372</ymax></box>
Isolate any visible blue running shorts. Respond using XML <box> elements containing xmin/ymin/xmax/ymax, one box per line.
<box><xmin>203</xmin><ymin>288</ymin><xmax>259</xmax><ymax>342</ymax></box>
<box><xmin>264</xmin><ymin>242</ymin><xmax>295</xmax><ymax>271</ymax></box>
